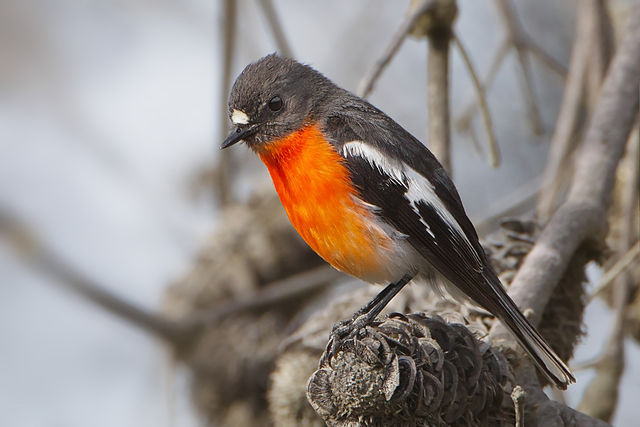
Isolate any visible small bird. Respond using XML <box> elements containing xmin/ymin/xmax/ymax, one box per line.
<box><xmin>221</xmin><ymin>54</ymin><xmax>574</xmax><ymax>389</ymax></box>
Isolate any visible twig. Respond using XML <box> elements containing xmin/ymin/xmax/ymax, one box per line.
<box><xmin>0</xmin><ymin>206</ymin><xmax>346</xmax><ymax>345</ymax></box>
<box><xmin>0</xmin><ymin>209</ymin><xmax>188</xmax><ymax>345</ymax></box>
<box><xmin>452</xmin><ymin>33</ymin><xmax>500</xmax><ymax>168</ymax></box>
<box><xmin>356</xmin><ymin>0</ymin><xmax>436</xmax><ymax>98</ymax></box>
<box><xmin>570</xmin><ymin>356</ymin><xmax>602</xmax><ymax>372</ymax></box>
<box><xmin>256</xmin><ymin>0</ymin><xmax>293</xmax><ymax>58</ymax></box>
<box><xmin>577</xmin><ymin>126</ymin><xmax>638</xmax><ymax>422</ymax></box>
<box><xmin>455</xmin><ymin>39</ymin><xmax>509</xmax><ymax>132</ymax></box>
<box><xmin>493</xmin><ymin>0</ymin><xmax>568</xmax><ymax>80</ymax></box>
<box><xmin>490</xmin><ymin>4</ymin><xmax>640</xmax><ymax>338</ymax></box>
<box><xmin>215</xmin><ymin>0</ymin><xmax>237</xmax><ymax>207</ymax></box>
<box><xmin>457</xmin><ymin>0</ymin><xmax>567</xmax><ymax>137</ymax></box>
<box><xmin>513</xmin><ymin>38</ymin><xmax>543</xmax><ymax>135</ymax></box>
<box><xmin>493</xmin><ymin>0</ymin><xmax>543</xmax><ymax>134</ymax></box>
<box><xmin>585</xmin><ymin>0</ymin><xmax>614</xmax><ymax>111</ymax></box>
<box><xmin>473</xmin><ymin>174</ymin><xmax>541</xmax><ymax>237</ymax></box>
<box><xmin>426</xmin><ymin>24</ymin><xmax>453</xmax><ymax>172</ymax></box>
<box><xmin>400</xmin><ymin>0</ymin><xmax>459</xmax><ymax>174</ymax></box>
<box><xmin>537</xmin><ymin>0</ymin><xmax>612</xmax><ymax>221</ymax></box>
<box><xmin>578</xmin><ymin>248</ymin><xmax>630</xmax><ymax>422</ymax></box>
<box><xmin>524</xmin><ymin>37</ymin><xmax>569</xmax><ymax>78</ymax></box>
<box><xmin>589</xmin><ymin>241</ymin><xmax>640</xmax><ymax>302</ymax></box>
<box><xmin>514</xmin><ymin>360</ymin><xmax>610</xmax><ymax>426</ymax></box>
<box><xmin>511</xmin><ymin>385</ymin><xmax>525</xmax><ymax>427</ymax></box>
<box><xmin>182</xmin><ymin>265</ymin><xmax>344</xmax><ymax>330</ymax></box>
<box><xmin>587</xmin><ymin>124</ymin><xmax>639</xmax><ymax>298</ymax></box>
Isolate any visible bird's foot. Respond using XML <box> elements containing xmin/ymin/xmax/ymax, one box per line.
<box><xmin>330</xmin><ymin>311</ymin><xmax>374</xmax><ymax>341</ymax></box>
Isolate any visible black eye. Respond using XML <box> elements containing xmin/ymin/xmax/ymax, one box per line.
<box><xmin>268</xmin><ymin>96</ymin><xmax>283</xmax><ymax>112</ymax></box>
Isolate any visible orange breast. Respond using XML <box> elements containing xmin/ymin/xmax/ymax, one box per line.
<box><xmin>257</xmin><ymin>124</ymin><xmax>393</xmax><ymax>281</ymax></box>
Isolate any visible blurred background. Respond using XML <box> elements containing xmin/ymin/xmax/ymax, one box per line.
<box><xmin>0</xmin><ymin>0</ymin><xmax>638</xmax><ymax>426</ymax></box>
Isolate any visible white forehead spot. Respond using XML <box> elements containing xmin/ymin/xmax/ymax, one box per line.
<box><xmin>231</xmin><ymin>109</ymin><xmax>249</xmax><ymax>125</ymax></box>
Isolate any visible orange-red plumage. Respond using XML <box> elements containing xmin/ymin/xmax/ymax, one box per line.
<box><xmin>257</xmin><ymin>124</ymin><xmax>393</xmax><ymax>280</ymax></box>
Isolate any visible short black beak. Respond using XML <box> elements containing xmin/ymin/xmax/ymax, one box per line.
<box><xmin>221</xmin><ymin>125</ymin><xmax>258</xmax><ymax>149</ymax></box>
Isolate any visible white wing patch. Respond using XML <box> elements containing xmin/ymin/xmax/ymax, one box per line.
<box><xmin>342</xmin><ymin>141</ymin><xmax>405</xmax><ymax>183</ymax></box>
<box><xmin>231</xmin><ymin>109</ymin><xmax>249</xmax><ymax>125</ymax></box>
<box><xmin>341</xmin><ymin>140</ymin><xmax>481</xmax><ymax>264</ymax></box>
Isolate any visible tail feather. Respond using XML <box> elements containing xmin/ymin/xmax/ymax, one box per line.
<box><xmin>495</xmin><ymin>292</ymin><xmax>575</xmax><ymax>389</ymax></box>
<box><xmin>484</xmin><ymin>273</ymin><xmax>575</xmax><ymax>389</ymax></box>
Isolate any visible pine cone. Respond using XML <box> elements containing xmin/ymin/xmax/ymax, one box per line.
<box><xmin>307</xmin><ymin>312</ymin><xmax>514</xmax><ymax>426</ymax></box>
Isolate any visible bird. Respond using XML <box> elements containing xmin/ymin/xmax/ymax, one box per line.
<box><xmin>221</xmin><ymin>54</ymin><xmax>575</xmax><ymax>389</ymax></box>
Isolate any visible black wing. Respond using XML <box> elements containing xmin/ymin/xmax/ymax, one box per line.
<box><xmin>322</xmin><ymin>111</ymin><xmax>491</xmax><ymax>300</ymax></box>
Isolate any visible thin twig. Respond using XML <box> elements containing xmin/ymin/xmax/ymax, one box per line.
<box><xmin>513</xmin><ymin>42</ymin><xmax>544</xmax><ymax>135</ymax></box>
<box><xmin>494</xmin><ymin>0</ymin><xmax>543</xmax><ymax>134</ymax></box>
<box><xmin>524</xmin><ymin>37</ymin><xmax>569</xmax><ymax>78</ymax></box>
<box><xmin>356</xmin><ymin>0</ymin><xmax>436</xmax><ymax>98</ymax></box>
<box><xmin>585</xmin><ymin>0</ymin><xmax>614</xmax><ymax>111</ymax></box>
<box><xmin>511</xmin><ymin>385</ymin><xmax>525</xmax><ymax>427</ymax></box>
<box><xmin>456</xmin><ymin>2</ymin><xmax>567</xmax><ymax>135</ymax></box>
<box><xmin>452</xmin><ymin>33</ymin><xmax>500</xmax><ymax>168</ymax></box>
<box><xmin>0</xmin><ymin>209</ymin><xmax>188</xmax><ymax>344</ymax></box>
<box><xmin>215</xmin><ymin>0</ymin><xmax>237</xmax><ymax>207</ymax></box>
<box><xmin>455</xmin><ymin>39</ymin><xmax>510</xmax><ymax>133</ymax></box>
<box><xmin>571</xmin><ymin>356</ymin><xmax>602</xmax><ymax>372</ymax></box>
<box><xmin>537</xmin><ymin>0</ymin><xmax>613</xmax><ymax>221</ymax></box>
<box><xmin>589</xmin><ymin>241</ymin><xmax>640</xmax><ymax>302</ymax></box>
<box><xmin>256</xmin><ymin>0</ymin><xmax>293</xmax><ymax>58</ymax></box>
<box><xmin>0</xmin><ymin>207</ymin><xmax>346</xmax><ymax>344</ymax></box>
<box><xmin>576</xmin><ymin>126</ymin><xmax>638</xmax><ymax>422</ymax></box>
<box><xmin>473</xmin><ymin>175</ymin><xmax>541</xmax><ymax>237</ymax></box>
<box><xmin>182</xmin><ymin>265</ymin><xmax>344</xmax><ymax>330</ymax></box>
<box><xmin>578</xmin><ymin>247</ymin><xmax>630</xmax><ymax>421</ymax></box>
<box><xmin>427</xmin><ymin>26</ymin><xmax>453</xmax><ymax>172</ymax></box>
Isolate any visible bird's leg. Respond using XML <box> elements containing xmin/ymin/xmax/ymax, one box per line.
<box><xmin>354</xmin><ymin>274</ymin><xmax>414</xmax><ymax>323</ymax></box>
<box><xmin>331</xmin><ymin>274</ymin><xmax>414</xmax><ymax>339</ymax></box>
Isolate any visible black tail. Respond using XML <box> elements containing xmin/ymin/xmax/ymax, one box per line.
<box><xmin>483</xmin><ymin>272</ymin><xmax>575</xmax><ymax>389</ymax></box>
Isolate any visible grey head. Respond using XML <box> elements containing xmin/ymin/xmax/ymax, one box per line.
<box><xmin>221</xmin><ymin>54</ymin><xmax>336</xmax><ymax>150</ymax></box>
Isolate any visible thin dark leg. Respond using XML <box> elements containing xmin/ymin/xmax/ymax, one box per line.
<box><xmin>355</xmin><ymin>274</ymin><xmax>414</xmax><ymax>323</ymax></box>
<box><xmin>332</xmin><ymin>274</ymin><xmax>414</xmax><ymax>338</ymax></box>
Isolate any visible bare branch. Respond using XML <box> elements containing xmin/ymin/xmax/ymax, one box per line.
<box><xmin>493</xmin><ymin>0</ymin><xmax>543</xmax><ymax>134</ymax></box>
<box><xmin>585</xmin><ymin>0</ymin><xmax>614</xmax><ymax>111</ymax></box>
<box><xmin>537</xmin><ymin>0</ymin><xmax>613</xmax><ymax>221</ymax></box>
<box><xmin>426</xmin><ymin>28</ymin><xmax>453</xmax><ymax>172</ymax></box>
<box><xmin>215</xmin><ymin>0</ymin><xmax>237</xmax><ymax>206</ymax></box>
<box><xmin>473</xmin><ymin>176</ymin><xmax>541</xmax><ymax>237</ymax></box>
<box><xmin>182</xmin><ymin>265</ymin><xmax>343</xmax><ymax>330</ymax></box>
<box><xmin>578</xmin><ymin>249</ymin><xmax>631</xmax><ymax>422</ymax></box>
<box><xmin>455</xmin><ymin>39</ymin><xmax>509</xmax><ymax>133</ymax></box>
<box><xmin>458</xmin><ymin>0</ymin><xmax>567</xmax><ymax>137</ymax></box>
<box><xmin>256</xmin><ymin>0</ymin><xmax>294</xmax><ymax>58</ymax></box>
<box><xmin>589</xmin><ymin>241</ymin><xmax>640</xmax><ymax>301</ymax></box>
<box><xmin>524</xmin><ymin>37</ymin><xmax>569</xmax><ymax>78</ymax></box>
<box><xmin>453</xmin><ymin>33</ymin><xmax>501</xmax><ymax>168</ymax></box>
<box><xmin>511</xmin><ymin>385</ymin><xmax>525</xmax><ymax>427</ymax></box>
<box><xmin>0</xmin><ymin>206</ymin><xmax>342</xmax><ymax>345</ymax></box>
<box><xmin>490</xmin><ymin>5</ymin><xmax>640</xmax><ymax>340</ymax></box>
<box><xmin>400</xmin><ymin>0</ymin><xmax>459</xmax><ymax>173</ymax></box>
<box><xmin>356</xmin><ymin>0</ymin><xmax>437</xmax><ymax>98</ymax></box>
<box><xmin>578</xmin><ymin>127</ymin><xmax>639</xmax><ymax>420</ymax></box>
<box><xmin>0</xmin><ymin>209</ymin><xmax>187</xmax><ymax>344</ymax></box>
